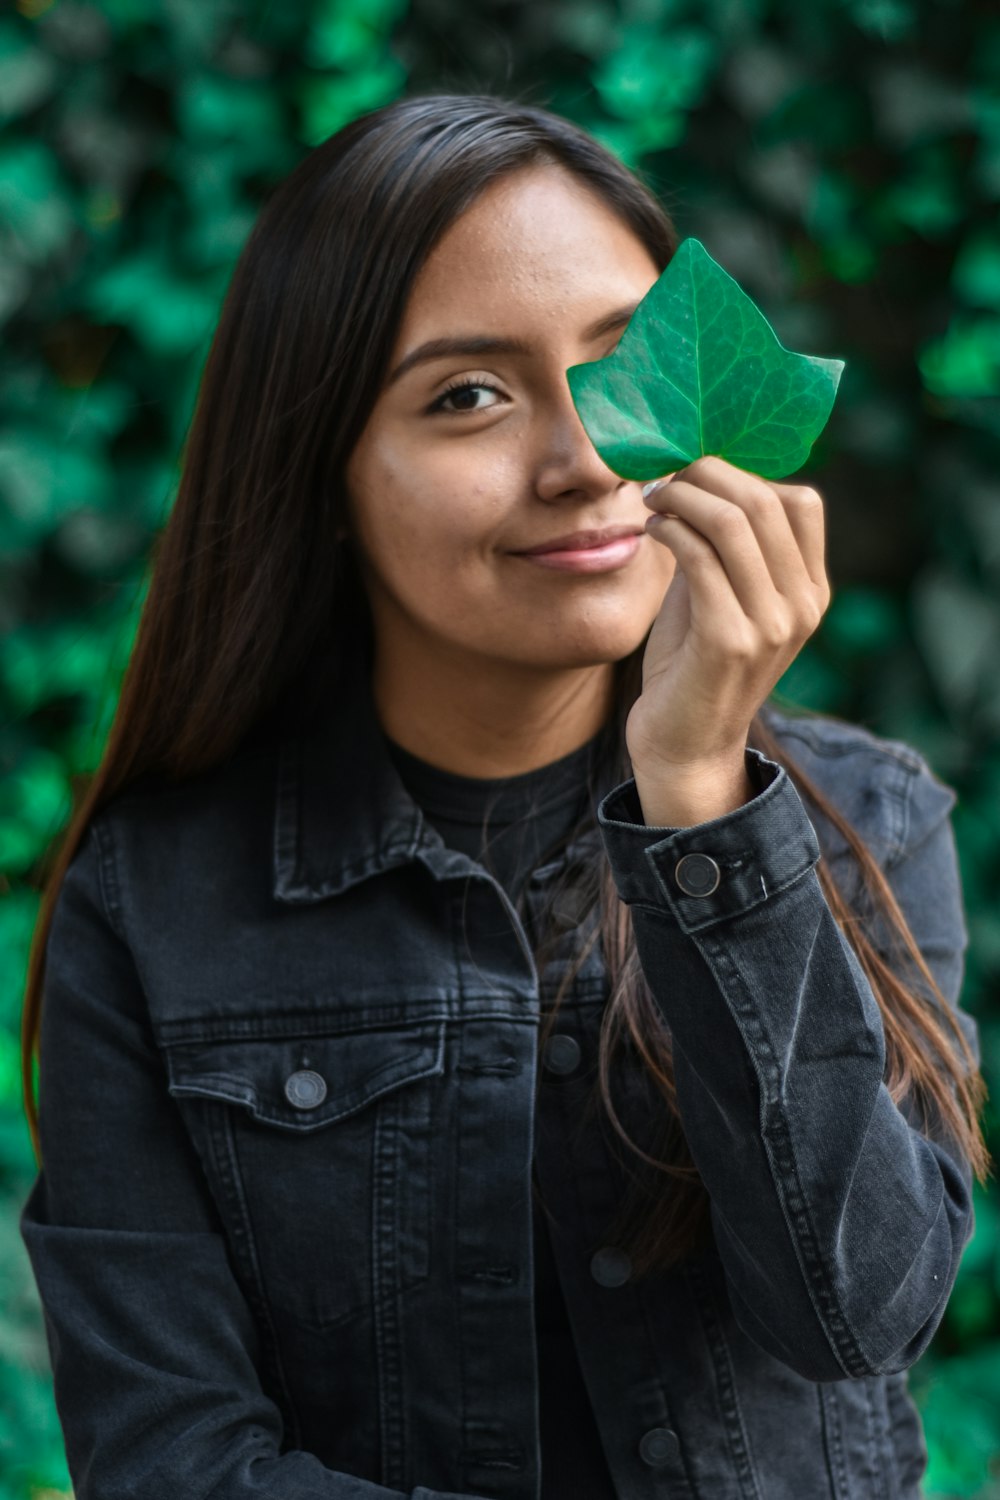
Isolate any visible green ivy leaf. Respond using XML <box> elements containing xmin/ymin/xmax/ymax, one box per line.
<box><xmin>565</xmin><ymin>237</ymin><xmax>845</xmax><ymax>481</ymax></box>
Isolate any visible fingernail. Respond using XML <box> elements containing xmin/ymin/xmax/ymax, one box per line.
<box><xmin>642</xmin><ymin>481</ymin><xmax>660</xmax><ymax>498</ymax></box>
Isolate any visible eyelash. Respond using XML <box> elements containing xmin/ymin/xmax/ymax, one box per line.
<box><xmin>428</xmin><ymin>377</ymin><xmax>506</xmax><ymax>415</ymax></box>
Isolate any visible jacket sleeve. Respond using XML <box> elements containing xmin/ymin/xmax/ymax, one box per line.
<box><xmin>19</xmin><ymin>817</ymin><xmax>484</xmax><ymax>1500</ymax></box>
<box><xmin>596</xmin><ymin>742</ymin><xmax>980</xmax><ymax>1383</ymax></box>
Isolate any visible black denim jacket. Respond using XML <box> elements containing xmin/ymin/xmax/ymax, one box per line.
<box><xmin>21</xmin><ymin>671</ymin><xmax>979</xmax><ymax>1500</ymax></box>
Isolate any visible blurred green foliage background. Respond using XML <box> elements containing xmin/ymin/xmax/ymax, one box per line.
<box><xmin>2</xmin><ymin>0</ymin><xmax>999</xmax><ymax>1495</ymax></box>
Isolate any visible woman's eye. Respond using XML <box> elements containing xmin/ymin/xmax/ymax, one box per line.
<box><xmin>430</xmin><ymin>379</ymin><xmax>505</xmax><ymax>415</ymax></box>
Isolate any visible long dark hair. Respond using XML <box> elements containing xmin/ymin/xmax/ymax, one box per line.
<box><xmin>20</xmin><ymin>91</ymin><xmax>990</xmax><ymax>1274</ymax></box>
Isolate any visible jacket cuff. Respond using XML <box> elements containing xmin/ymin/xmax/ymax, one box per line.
<box><xmin>597</xmin><ymin>747</ymin><xmax>821</xmax><ymax>934</ymax></box>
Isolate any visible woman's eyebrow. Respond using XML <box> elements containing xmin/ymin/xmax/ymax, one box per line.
<box><xmin>385</xmin><ymin>301</ymin><xmax>640</xmax><ymax>388</ymax></box>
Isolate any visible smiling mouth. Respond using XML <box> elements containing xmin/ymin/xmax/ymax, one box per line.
<box><xmin>512</xmin><ymin>526</ymin><xmax>644</xmax><ymax>556</ymax></box>
<box><xmin>511</xmin><ymin>533</ymin><xmax>644</xmax><ymax>571</ymax></box>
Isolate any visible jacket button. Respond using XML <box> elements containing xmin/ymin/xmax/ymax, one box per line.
<box><xmin>638</xmin><ymin>1427</ymin><xmax>679</xmax><ymax>1466</ymax></box>
<box><xmin>590</xmin><ymin>1246</ymin><xmax>632</xmax><ymax>1286</ymax></box>
<box><xmin>284</xmin><ymin>1069</ymin><xmax>327</xmax><ymax>1109</ymax></box>
<box><xmin>543</xmin><ymin>1034</ymin><xmax>581</xmax><ymax>1075</ymax></box>
<box><xmin>673</xmin><ymin>852</ymin><xmax>721</xmax><ymax>897</ymax></box>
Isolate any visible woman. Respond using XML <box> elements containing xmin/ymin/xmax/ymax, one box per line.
<box><xmin>20</xmin><ymin>92</ymin><xmax>989</xmax><ymax>1500</ymax></box>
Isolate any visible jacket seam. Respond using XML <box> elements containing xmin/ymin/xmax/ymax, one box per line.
<box><xmin>863</xmin><ymin>1375</ymin><xmax>892</xmax><ymax>1500</ymax></box>
<box><xmin>211</xmin><ymin>1102</ymin><xmax>303</xmax><ymax>1443</ymax></box>
<box><xmin>817</xmin><ymin>1383</ymin><xmax>851</xmax><ymax>1499</ymax></box>
<box><xmin>764</xmin><ymin>713</ymin><xmax>925</xmax><ymax>772</ymax></box>
<box><xmin>556</xmin><ymin>1074</ymin><xmax>698</xmax><ymax>1496</ymax></box>
<box><xmin>880</xmin><ymin>753</ymin><xmax>915</xmax><ymax>869</ymax></box>
<box><xmin>766</xmin><ymin>717</ymin><xmax>947</xmax><ymax>871</ymax></box>
<box><xmin>89</xmin><ymin>814</ymin><xmax>129</xmax><ymax>946</ymax></box>
<box><xmin>884</xmin><ymin>1372</ymin><xmax>927</xmax><ymax>1489</ymax></box>
<box><xmin>697</xmin><ymin>930</ymin><xmax>869</xmax><ymax>1378</ymax></box>
<box><xmin>683</xmin><ymin>1258</ymin><xmax>763</xmax><ymax>1499</ymax></box>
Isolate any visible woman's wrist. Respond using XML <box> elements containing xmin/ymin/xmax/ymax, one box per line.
<box><xmin>630</xmin><ymin>752</ymin><xmax>758</xmax><ymax>829</ymax></box>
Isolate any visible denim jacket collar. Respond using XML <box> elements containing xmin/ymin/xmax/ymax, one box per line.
<box><xmin>272</xmin><ymin>653</ymin><xmax>609</xmax><ymax>907</ymax></box>
<box><xmin>272</xmin><ymin>655</ymin><xmax>432</xmax><ymax>905</ymax></box>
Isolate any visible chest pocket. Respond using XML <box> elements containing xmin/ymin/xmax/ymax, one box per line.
<box><xmin>164</xmin><ymin>1019</ymin><xmax>446</xmax><ymax>1333</ymax></box>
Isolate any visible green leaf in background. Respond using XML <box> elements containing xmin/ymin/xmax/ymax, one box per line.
<box><xmin>565</xmin><ymin>237</ymin><xmax>846</xmax><ymax>481</ymax></box>
<box><xmin>919</xmin><ymin>314</ymin><xmax>1000</xmax><ymax>398</ymax></box>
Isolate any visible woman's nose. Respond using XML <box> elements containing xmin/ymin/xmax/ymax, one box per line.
<box><xmin>532</xmin><ymin>386</ymin><xmax>628</xmax><ymax>502</ymax></box>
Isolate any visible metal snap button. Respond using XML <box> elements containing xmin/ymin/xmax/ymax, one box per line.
<box><xmin>284</xmin><ymin>1069</ymin><xmax>328</xmax><ymax>1109</ymax></box>
<box><xmin>543</xmin><ymin>1034</ymin><xmax>581</xmax><ymax>1075</ymax></box>
<box><xmin>638</xmin><ymin>1427</ymin><xmax>679</xmax><ymax>1466</ymax></box>
<box><xmin>590</xmin><ymin>1246</ymin><xmax>632</xmax><ymax>1287</ymax></box>
<box><xmin>673</xmin><ymin>851</ymin><xmax>721</xmax><ymax>897</ymax></box>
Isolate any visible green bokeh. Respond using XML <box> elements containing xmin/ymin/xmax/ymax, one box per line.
<box><xmin>2</xmin><ymin>0</ymin><xmax>999</xmax><ymax>1495</ymax></box>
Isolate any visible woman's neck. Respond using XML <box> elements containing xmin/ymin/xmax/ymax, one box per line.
<box><xmin>370</xmin><ymin>647</ymin><xmax>617</xmax><ymax>779</ymax></box>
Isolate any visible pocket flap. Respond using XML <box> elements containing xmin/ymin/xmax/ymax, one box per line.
<box><xmin>164</xmin><ymin>1021</ymin><xmax>446</xmax><ymax>1130</ymax></box>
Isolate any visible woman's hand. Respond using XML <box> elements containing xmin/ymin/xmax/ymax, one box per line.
<box><xmin>625</xmin><ymin>455</ymin><xmax>832</xmax><ymax>827</ymax></box>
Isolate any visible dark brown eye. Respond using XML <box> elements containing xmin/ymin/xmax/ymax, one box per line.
<box><xmin>431</xmin><ymin>379</ymin><xmax>504</xmax><ymax>414</ymax></box>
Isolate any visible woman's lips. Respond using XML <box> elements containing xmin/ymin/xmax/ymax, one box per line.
<box><xmin>512</xmin><ymin>534</ymin><xmax>643</xmax><ymax>572</ymax></box>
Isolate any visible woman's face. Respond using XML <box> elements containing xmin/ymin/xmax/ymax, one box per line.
<box><xmin>343</xmin><ymin>163</ymin><xmax>677</xmax><ymax>683</ymax></box>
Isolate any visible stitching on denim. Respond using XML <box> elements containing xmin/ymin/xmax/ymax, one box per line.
<box><xmin>766</xmin><ymin>716</ymin><xmax>933</xmax><ymax>871</ymax></box>
<box><xmin>769</xmin><ymin>717</ymin><xmax>959</xmax><ymax>880</ymax></box>
<box><xmin>884</xmin><ymin>1372</ymin><xmax>927</xmax><ymax>1491</ymax></box>
<box><xmin>210</xmin><ymin>1100</ymin><xmax>301</xmax><ymax>1442</ymax></box>
<box><xmin>683</xmin><ymin>1259</ymin><xmax>763</xmax><ymax>1499</ymax></box>
<box><xmin>168</xmin><ymin>1046</ymin><xmax>446</xmax><ymax>1130</ymax></box>
<box><xmin>689</xmin><ymin>856</ymin><xmax>820</xmax><ymax>931</ymax></box>
<box><xmin>643</xmin><ymin>847</ymin><xmax>821</xmax><ymax>934</ymax></box>
<box><xmin>372</xmin><ymin>1093</ymin><xmax>407</xmax><ymax>1486</ymax></box>
<box><xmin>694</xmin><ymin>926</ymin><xmax>870</xmax><ymax>1377</ymax></box>
<box><xmin>444</xmin><ymin>883</ymin><xmax>541</xmax><ymax>1482</ymax></box>
<box><xmin>817</xmin><ymin>1383</ymin><xmax>851</xmax><ymax>1499</ymax></box>
<box><xmin>90</xmin><ymin>815</ymin><xmax>128</xmax><ymax>946</ymax></box>
<box><xmin>767</xmin><ymin>715</ymin><xmax>924</xmax><ymax>773</ymax></box>
<box><xmin>879</xmin><ymin>754</ymin><xmax>914</xmax><ymax>869</ymax></box>
<box><xmin>630</xmin><ymin>1291</ymin><xmax>697</xmax><ymax>1494</ymax></box>
<box><xmin>451</xmin><ymin>961</ymin><xmax>472</xmax><ymax>1478</ymax></box>
<box><xmin>154</xmin><ymin>999</ymin><xmax>547</xmax><ymax>1046</ymax></box>
<box><xmin>166</xmin><ymin>1071</ymin><xmax>256</xmax><ymax>1105</ymax></box>
<box><xmin>863</xmin><ymin>1375</ymin><xmax>892</xmax><ymax>1500</ymax></box>
<box><xmin>556</xmin><ymin>1079</ymin><xmax>695</xmax><ymax>1494</ymax></box>
<box><xmin>88</xmin><ymin>813</ymin><xmax>312</xmax><ymax>1439</ymax></box>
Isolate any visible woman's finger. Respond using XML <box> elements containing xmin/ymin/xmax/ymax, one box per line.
<box><xmin>644</xmin><ymin>510</ymin><xmax>760</xmax><ymax>654</ymax></box>
<box><xmin>645</xmin><ymin>478</ymin><xmax>794</xmax><ymax>626</ymax></box>
<box><xmin>644</xmin><ymin>457</ymin><xmax>829</xmax><ymax>624</ymax></box>
<box><xmin>767</xmin><ymin>480</ymin><xmax>832</xmax><ymax>598</ymax></box>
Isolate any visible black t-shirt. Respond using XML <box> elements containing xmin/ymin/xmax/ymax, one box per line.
<box><xmin>384</xmin><ymin>729</ymin><xmax>618</xmax><ymax>1499</ymax></box>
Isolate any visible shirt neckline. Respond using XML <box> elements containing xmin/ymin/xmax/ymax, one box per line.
<box><xmin>383</xmin><ymin>729</ymin><xmax>604</xmax><ymax>826</ymax></box>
